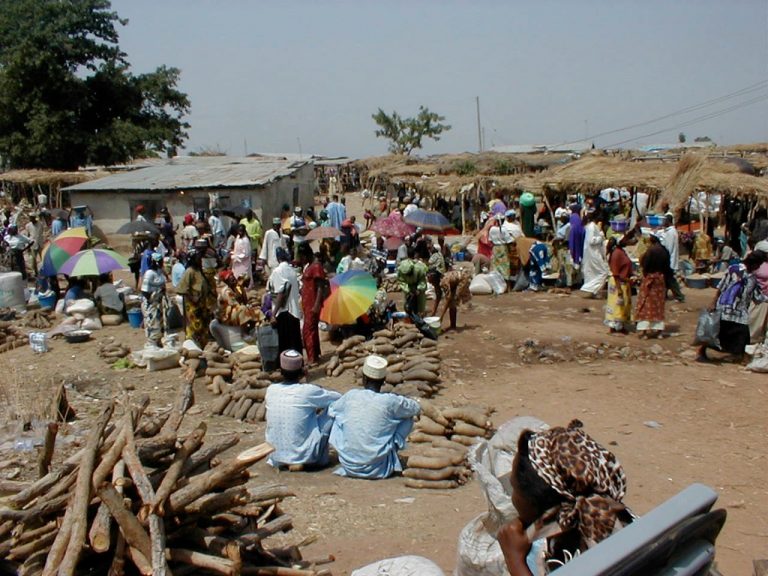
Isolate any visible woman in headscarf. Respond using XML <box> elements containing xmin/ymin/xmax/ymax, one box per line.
<box><xmin>498</xmin><ymin>420</ymin><xmax>632</xmax><ymax>575</ymax></box>
<box><xmin>635</xmin><ymin>233</ymin><xmax>668</xmax><ymax>339</ymax></box>
<box><xmin>580</xmin><ymin>210</ymin><xmax>610</xmax><ymax>297</ymax></box>
<box><xmin>697</xmin><ymin>251</ymin><xmax>768</xmax><ymax>362</ymax></box>
<box><xmin>231</xmin><ymin>224</ymin><xmax>252</xmax><ymax>282</ymax></box>
<box><xmin>176</xmin><ymin>250</ymin><xmax>215</xmax><ymax>347</ymax></box>
<box><xmin>604</xmin><ymin>236</ymin><xmax>633</xmax><ymax>334</ymax></box>
<box><xmin>140</xmin><ymin>252</ymin><xmax>167</xmax><ymax>348</ymax></box>
<box><xmin>488</xmin><ymin>214</ymin><xmax>513</xmax><ymax>282</ymax></box>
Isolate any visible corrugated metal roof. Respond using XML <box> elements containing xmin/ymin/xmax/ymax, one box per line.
<box><xmin>489</xmin><ymin>142</ymin><xmax>593</xmax><ymax>154</ymax></box>
<box><xmin>63</xmin><ymin>156</ymin><xmax>310</xmax><ymax>192</ymax></box>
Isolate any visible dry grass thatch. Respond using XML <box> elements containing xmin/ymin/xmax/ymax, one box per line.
<box><xmin>662</xmin><ymin>154</ymin><xmax>707</xmax><ymax>212</ymax></box>
<box><xmin>0</xmin><ymin>169</ymin><xmax>103</xmax><ymax>187</ymax></box>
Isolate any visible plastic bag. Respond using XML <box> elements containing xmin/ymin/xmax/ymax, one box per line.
<box><xmin>747</xmin><ymin>345</ymin><xmax>768</xmax><ymax>373</ymax></box>
<box><xmin>485</xmin><ymin>271</ymin><xmax>507</xmax><ymax>294</ymax></box>
<box><xmin>694</xmin><ymin>309</ymin><xmax>720</xmax><ymax>349</ymax></box>
<box><xmin>352</xmin><ymin>555</ymin><xmax>445</xmax><ymax>576</ymax></box>
<box><xmin>455</xmin><ymin>417</ymin><xmax>549</xmax><ymax>576</ymax></box>
<box><xmin>165</xmin><ymin>301</ymin><xmax>184</xmax><ymax>331</ymax></box>
<box><xmin>469</xmin><ymin>275</ymin><xmax>493</xmax><ymax>295</ymax></box>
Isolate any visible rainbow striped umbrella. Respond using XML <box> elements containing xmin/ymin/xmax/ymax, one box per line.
<box><xmin>59</xmin><ymin>248</ymin><xmax>130</xmax><ymax>278</ymax></box>
<box><xmin>320</xmin><ymin>270</ymin><xmax>377</xmax><ymax>326</ymax></box>
<box><xmin>39</xmin><ymin>227</ymin><xmax>89</xmax><ymax>276</ymax></box>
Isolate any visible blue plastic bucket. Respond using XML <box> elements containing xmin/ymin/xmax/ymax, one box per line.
<box><xmin>127</xmin><ymin>309</ymin><xmax>143</xmax><ymax>328</ymax></box>
<box><xmin>38</xmin><ymin>293</ymin><xmax>57</xmax><ymax>310</ymax></box>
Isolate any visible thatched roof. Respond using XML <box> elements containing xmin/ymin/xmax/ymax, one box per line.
<box><xmin>530</xmin><ymin>155</ymin><xmax>768</xmax><ymax>200</ymax></box>
<box><xmin>0</xmin><ymin>169</ymin><xmax>105</xmax><ymax>187</ymax></box>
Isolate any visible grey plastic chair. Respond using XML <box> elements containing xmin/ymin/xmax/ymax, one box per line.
<box><xmin>555</xmin><ymin>483</ymin><xmax>726</xmax><ymax>576</ymax></box>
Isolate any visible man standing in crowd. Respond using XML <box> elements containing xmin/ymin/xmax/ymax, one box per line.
<box><xmin>268</xmin><ymin>247</ymin><xmax>303</xmax><ymax>354</ymax></box>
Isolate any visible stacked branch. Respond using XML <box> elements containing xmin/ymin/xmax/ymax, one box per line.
<box><xmin>325</xmin><ymin>325</ymin><xmax>442</xmax><ymax>398</ymax></box>
<box><xmin>403</xmin><ymin>401</ymin><xmax>495</xmax><ymax>490</ymax></box>
<box><xmin>0</xmin><ymin>384</ymin><xmax>331</xmax><ymax>576</ymax></box>
<box><xmin>21</xmin><ymin>310</ymin><xmax>54</xmax><ymax>330</ymax></box>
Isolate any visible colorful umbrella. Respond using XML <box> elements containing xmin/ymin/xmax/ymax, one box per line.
<box><xmin>39</xmin><ymin>227</ymin><xmax>89</xmax><ymax>276</ymax></box>
<box><xmin>370</xmin><ymin>214</ymin><xmax>416</xmax><ymax>238</ymax></box>
<box><xmin>320</xmin><ymin>270</ymin><xmax>377</xmax><ymax>326</ymax></box>
<box><xmin>58</xmin><ymin>248</ymin><xmax>130</xmax><ymax>277</ymax></box>
<box><xmin>403</xmin><ymin>209</ymin><xmax>452</xmax><ymax>231</ymax></box>
<box><xmin>305</xmin><ymin>226</ymin><xmax>341</xmax><ymax>241</ymax></box>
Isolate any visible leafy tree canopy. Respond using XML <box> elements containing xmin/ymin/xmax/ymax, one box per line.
<box><xmin>0</xmin><ymin>0</ymin><xmax>190</xmax><ymax>170</ymax></box>
<box><xmin>372</xmin><ymin>106</ymin><xmax>450</xmax><ymax>155</ymax></box>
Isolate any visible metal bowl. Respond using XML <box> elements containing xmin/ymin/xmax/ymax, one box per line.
<box><xmin>65</xmin><ymin>330</ymin><xmax>92</xmax><ymax>344</ymax></box>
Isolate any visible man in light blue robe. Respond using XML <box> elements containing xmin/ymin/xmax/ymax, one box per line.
<box><xmin>265</xmin><ymin>349</ymin><xmax>341</xmax><ymax>470</ymax></box>
<box><xmin>329</xmin><ymin>355</ymin><xmax>421</xmax><ymax>479</ymax></box>
<box><xmin>326</xmin><ymin>194</ymin><xmax>346</xmax><ymax>231</ymax></box>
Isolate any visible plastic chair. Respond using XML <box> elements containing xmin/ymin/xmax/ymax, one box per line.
<box><xmin>555</xmin><ymin>483</ymin><xmax>726</xmax><ymax>576</ymax></box>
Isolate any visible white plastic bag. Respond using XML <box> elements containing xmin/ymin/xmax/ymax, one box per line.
<box><xmin>66</xmin><ymin>298</ymin><xmax>96</xmax><ymax>315</ymax></box>
<box><xmin>455</xmin><ymin>417</ymin><xmax>549</xmax><ymax>576</ymax></box>
<box><xmin>352</xmin><ymin>555</ymin><xmax>445</xmax><ymax>576</ymax></box>
<box><xmin>469</xmin><ymin>275</ymin><xmax>493</xmax><ymax>295</ymax></box>
<box><xmin>747</xmin><ymin>345</ymin><xmax>768</xmax><ymax>373</ymax></box>
<box><xmin>485</xmin><ymin>271</ymin><xmax>507</xmax><ymax>295</ymax></box>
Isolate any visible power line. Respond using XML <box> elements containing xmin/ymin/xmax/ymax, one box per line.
<box><xmin>605</xmin><ymin>91</ymin><xmax>768</xmax><ymax>148</ymax></box>
<box><xmin>555</xmin><ymin>78</ymin><xmax>768</xmax><ymax>147</ymax></box>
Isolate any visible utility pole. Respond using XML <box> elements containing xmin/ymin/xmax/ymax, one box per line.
<box><xmin>297</xmin><ymin>137</ymin><xmax>303</xmax><ymax>160</ymax></box>
<box><xmin>244</xmin><ymin>138</ymin><xmax>248</xmax><ymax>156</ymax></box>
<box><xmin>476</xmin><ymin>96</ymin><xmax>482</xmax><ymax>152</ymax></box>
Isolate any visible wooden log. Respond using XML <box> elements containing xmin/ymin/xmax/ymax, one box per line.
<box><xmin>0</xmin><ymin>478</ymin><xmax>28</xmax><ymax>494</ymax></box>
<box><xmin>121</xmin><ymin>412</ymin><xmax>170</xmax><ymax>576</ymax></box>
<box><xmin>8</xmin><ymin>529</ymin><xmax>57</xmax><ymax>560</ymax></box>
<box><xmin>136</xmin><ymin>433</ymin><xmax>177</xmax><ymax>463</ymax></box>
<box><xmin>238</xmin><ymin>514</ymin><xmax>293</xmax><ymax>546</ymax></box>
<box><xmin>168</xmin><ymin>443</ymin><xmax>273</xmax><ymax>514</ymax></box>
<box><xmin>44</xmin><ymin>400</ymin><xmax>114</xmax><ymax>576</ymax></box>
<box><xmin>88</xmin><ymin>501</ymin><xmax>113</xmax><ymax>554</ymax></box>
<box><xmin>245</xmin><ymin>401</ymin><xmax>260</xmax><ymax>422</ymax></box>
<box><xmin>166</xmin><ymin>548</ymin><xmax>234</xmax><ymax>575</ymax></box>
<box><xmin>37</xmin><ymin>422</ymin><xmax>58</xmax><ymax>478</ymax></box>
<box><xmin>98</xmin><ymin>484</ymin><xmax>152</xmax><ymax>565</ymax></box>
<box><xmin>161</xmin><ymin>380</ymin><xmax>194</xmax><ymax>434</ymax></box>
<box><xmin>8</xmin><ymin>464</ymin><xmax>75</xmax><ymax>508</ymax></box>
<box><xmin>11</xmin><ymin>520</ymin><xmax>57</xmax><ymax>547</ymax></box>
<box><xmin>254</xmin><ymin>403</ymin><xmax>266</xmax><ymax>422</ymax></box>
<box><xmin>242</xmin><ymin>566</ymin><xmax>330</xmax><ymax>576</ymax></box>
<box><xmin>152</xmin><ymin>421</ymin><xmax>207</xmax><ymax>516</ymax></box>
<box><xmin>135</xmin><ymin>414</ymin><xmax>170</xmax><ymax>438</ymax></box>
<box><xmin>182</xmin><ymin>487</ymin><xmax>249</xmax><ymax>516</ymax></box>
<box><xmin>180</xmin><ymin>433</ymin><xmax>240</xmax><ymax>477</ymax></box>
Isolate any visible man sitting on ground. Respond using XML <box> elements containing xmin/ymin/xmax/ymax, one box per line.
<box><xmin>329</xmin><ymin>355</ymin><xmax>421</xmax><ymax>479</ymax></box>
<box><xmin>265</xmin><ymin>350</ymin><xmax>341</xmax><ymax>470</ymax></box>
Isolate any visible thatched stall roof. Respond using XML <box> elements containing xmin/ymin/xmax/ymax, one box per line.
<box><xmin>529</xmin><ymin>155</ymin><xmax>768</xmax><ymax>200</ymax></box>
<box><xmin>0</xmin><ymin>169</ymin><xmax>104</xmax><ymax>187</ymax></box>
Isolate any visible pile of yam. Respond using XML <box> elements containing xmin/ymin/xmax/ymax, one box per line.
<box><xmin>0</xmin><ymin>382</ymin><xmax>333</xmax><ymax>575</ymax></box>
<box><xmin>403</xmin><ymin>401</ymin><xmax>495</xmax><ymax>490</ymax></box>
<box><xmin>97</xmin><ymin>338</ymin><xmax>131</xmax><ymax>363</ymax></box>
<box><xmin>325</xmin><ymin>324</ymin><xmax>442</xmax><ymax>398</ymax></box>
<box><xmin>195</xmin><ymin>343</ymin><xmax>281</xmax><ymax>425</ymax></box>
<box><xmin>21</xmin><ymin>309</ymin><xmax>53</xmax><ymax>329</ymax></box>
<box><xmin>0</xmin><ymin>319</ymin><xmax>27</xmax><ymax>354</ymax></box>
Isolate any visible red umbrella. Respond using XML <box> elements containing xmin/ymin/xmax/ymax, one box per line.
<box><xmin>370</xmin><ymin>214</ymin><xmax>416</xmax><ymax>238</ymax></box>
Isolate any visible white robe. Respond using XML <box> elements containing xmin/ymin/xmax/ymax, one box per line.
<box><xmin>580</xmin><ymin>222</ymin><xmax>609</xmax><ymax>294</ymax></box>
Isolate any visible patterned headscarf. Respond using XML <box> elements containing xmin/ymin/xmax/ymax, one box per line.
<box><xmin>527</xmin><ymin>419</ymin><xmax>627</xmax><ymax>547</ymax></box>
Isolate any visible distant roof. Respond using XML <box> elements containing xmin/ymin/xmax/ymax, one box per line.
<box><xmin>63</xmin><ymin>156</ymin><xmax>310</xmax><ymax>192</ymax></box>
<box><xmin>638</xmin><ymin>142</ymin><xmax>717</xmax><ymax>153</ymax></box>
<box><xmin>488</xmin><ymin>142</ymin><xmax>593</xmax><ymax>154</ymax></box>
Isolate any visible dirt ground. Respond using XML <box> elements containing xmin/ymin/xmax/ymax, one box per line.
<box><xmin>1</xmin><ymin>190</ymin><xmax>765</xmax><ymax>574</ymax></box>
<box><xmin>1</xmin><ymin>283</ymin><xmax>765</xmax><ymax>575</ymax></box>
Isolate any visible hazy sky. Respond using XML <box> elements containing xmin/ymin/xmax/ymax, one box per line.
<box><xmin>111</xmin><ymin>0</ymin><xmax>768</xmax><ymax>157</ymax></box>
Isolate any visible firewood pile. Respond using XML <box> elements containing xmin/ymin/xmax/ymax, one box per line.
<box><xmin>403</xmin><ymin>402</ymin><xmax>495</xmax><ymax>490</ymax></box>
<box><xmin>324</xmin><ymin>325</ymin><xmax>442</xmax><ymax>398</ymax></box>
<box><xmin>0</xmin><ymin>318</ymin><xmax>27</xmax><ymax>354</ymax></box>
<box><xmin>0</xmin><ymin>382</ymin><xmax>333</xmax><ymax>576</ymax></box>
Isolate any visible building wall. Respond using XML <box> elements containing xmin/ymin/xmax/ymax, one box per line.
<box><xmin>69</xmin><ymin>163</ymin><xmax>315</xmax><ymax>235</ymax></box>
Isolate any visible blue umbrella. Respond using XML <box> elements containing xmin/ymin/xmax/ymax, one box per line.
<box><xmin>403</xmin><ymin>209</ymin><xmax>452</xmax><ymax>232</ymax></box>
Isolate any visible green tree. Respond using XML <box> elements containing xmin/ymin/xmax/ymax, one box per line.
<box><xmin>678</xmin><ymin>132</ymin><xmax>686</xmax><ymax>143</ymax></box>
<box><xmin>372</xmin><ymin>106</ymin><xmax>450</xmax><ymax>155</ymax></box>
<box><xmin>0</xmin><ymin>0</ymin><xmax>190</xmax><ymax>170</ymax></box>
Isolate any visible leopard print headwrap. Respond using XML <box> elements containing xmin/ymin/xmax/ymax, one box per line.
<box><xmin>527</xmin><ymin>419</ymin><xmax>627</xmax><ymax>547</ymax></box>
